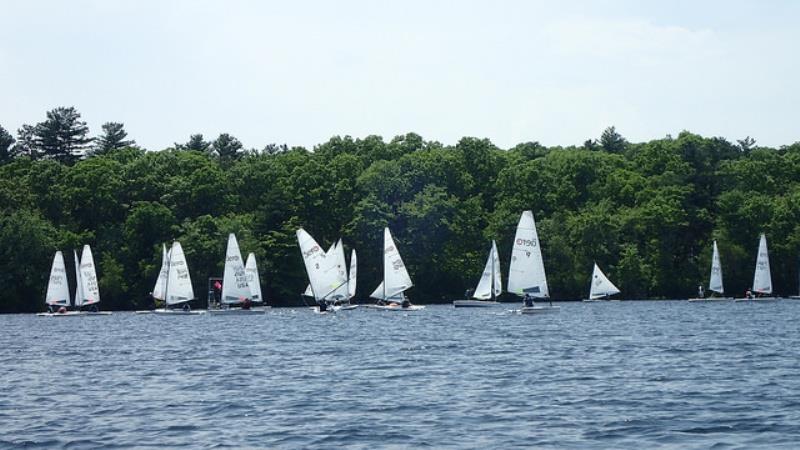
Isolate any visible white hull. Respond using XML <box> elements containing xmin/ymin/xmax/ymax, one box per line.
<box><xmin>518</xmin><ymin>306</ymin><xmax>560</xmax><ymax>314</ymax></box>
<box><xmin>688</xmin><ymin>297</ymin><xmax>734</xmax><ymax>302</ymax></box>
<box><xmin>36</xmin><ymin>311</ymin><xmax>112</xmax><ymax>317</ymax></box>
<box><xmin>365</xmin><ymin>304</ymin><xmax>426</xmax><ymax>311</ymax></box>
<box><xmin>207</xmin><ymin>307</ymin><xmax>270</xmax><ymax>315</ymax></box>
<box><xmin>734</xmin><ymin>297</ymin><xmax>780</xmax><ymax>303</ymax></box>
<box><xmin>453</xmin><ymin>300</ymin><xmax>498</xmax><ymax>307</ymax></box>
<box><xmin>333</xmin><ymin>304</ymin><xmax>359</xmax><ymax>311</ymax></box>
<box><xmin>152</xmin><ymin>308</ymin><xmax>207</xmax><ymax>315</ymax></box>
<box><xmin>582</xmin><ymin>299</ymin><xmax>620</xmax><ymax>302</ymax></box>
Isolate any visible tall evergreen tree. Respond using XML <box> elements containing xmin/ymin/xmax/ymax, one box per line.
<box><xmin>13</xmin><ymin>124</ymin><xmax>38</xmax><ymax>158</ymax></box>
<box><xmin>92</xmin><ymin>122</ymin><xmax>135</xmax><ymax>155</ymax></box>
<box><xmin>211</xmin><ymin>133</ymin><xmax>243</xmax><ymax>162</ymax></box>
<box><xmin>600</xmin><ymin>126</ymin><xmax>627</xmax><ymax>153</ymax></box>
<box><xmin>33</xmin><ymin>106</ymin><xmax>93</xmax><ymax>163</ymax></box>
<box><xmin>0</xmin><ymin>124</ymin><xmax>15</xmax><ymax>164</ymax></box>
<box><xmin>176</xmin><ymin>133</ymin><xmax>210</xmax><ymax>152</ymax></box>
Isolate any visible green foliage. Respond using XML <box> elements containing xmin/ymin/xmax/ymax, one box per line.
<box><xmin>30</xmin><ymin>107</ymin><xmax>93</xmax><ymax>163</ymax></box>
<box><xmin>0</xmin><ymin>124</ymin><xmax>15</xmax><ymax>164</ymax></box>
<box><xmin>92</xmin><ymin>122</ymin><xmax>135</xmax><ymax>156</ymax></box>
<box><xmin>3</xmin><ymin>123</ymin><xmax>800</xmax><ymax>312</ymax></box>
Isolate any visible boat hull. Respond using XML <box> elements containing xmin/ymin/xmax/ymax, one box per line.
<box><xmin>453</xmin><ymin>300</ymin><xmax>498</xmax><ymax>307</ymax></box>
<box><xmin>365</xmin><ymin>304</ymin><xmax>426</xmax><ymax>311</ymax></box>
<box><xmin>36</xmin><ymin>311</ymin><xmax>112</xmax><ymax>317</ymax></box>
<box><xmin>733</xmin><ymin>297</ymin><xmax>780</xmax><ymax>303</ymax></box>
<box><xmin>152</xmin><ymin>309</ymin><xmax>207</xmax><ymax>315</ymax></box>
<box><xmin>688</xmin><ymin>297</ymin><xmax>734</xmax><ymax>302</ymax></box>
<box><xmin>518</xmin><ymin>306</ymin><xmax>560</xmax><ymax>314</ymax></box>
<box><xmin>207</xmin><ymin>307</ymin><xmax>269</xmax><ymax>315</ymax></box>
<box><xmin>333</xmin><ymin>304</ymin><xmax>359</xmax><ymax>311</ymax></box>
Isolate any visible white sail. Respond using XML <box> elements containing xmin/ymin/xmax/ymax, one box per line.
<box><xmin>78</xmin><ymin>245</ymin><xmax>100</xmax><ymax>306</ymax></box>
<box><xmin>381</xmin><ymin>227</ymin><xmax>413</xmax><ymax>299</ymax></box>
<box><xmin>348</xmin><ymin>249</ymin><xmax>357</xmax><ymax>299</ymax></box>
<box><xmin>473</xmin><ymin>243</ymin><xmax>496</xmax><ymax>299</ymax></box>
<box><xmin>296</xmin><ymin>229</ymin><xmax>347</xmax><ymax>301</ymax></box>
<box><xmin>166</xmin><ymin>241</ymin><xmax>194</xmax><ymax>305</ymax></box>
<box><xmin>589</xmin><ymin>263</ymin><xmax>620</xmax><ymax>299</ymax></box>
<box><xmin>709</xmin><ymin>240</ymin><xmax>724</xmax><ymax>294</ymax></box>
<box><xmin>73</xmin><ymin>249</ymin><xmax>84</xmax><ymax>307</ymax></box>
<box><xmin>221</xmin><ymin>233</ymin><xmax>251</xmax><ymax>304</ymax></box>
<box><xmin>507</xmin><ymin>211</ymin><xmax>549</xmax><ymax>298</ymax></box>
<box><xmin>45</xmin><ymin>251</ymin><xmax>70</xmax><ymax>306</ymax></box>
<box><xmin>245</xmin><ymin>252</ymin><xmax>262</xmax><ymax>302</ymax></box>
<box><xmin>303</xmin><ymin>240</ymin><xmax>337</xmax><ymax>297</ymax></box>
<box><xmin>331</xmin><ymin>239</ymin><xmax>349</xmax><ymax>300</ymax></box>
<box><xmin>492</xmin><ymin>240</ymin><xmax>502</xmax><ymax>297</ymax></box>
<box><xmin>152</xmin><ymin>244</ymin><xmax>169</xmax><ymax>301</ymax></box>
<box><xmin>369</xmin><ymin>281</ymin><xmax>406</xmax><ymax>301</ymax></box>
<box><xmin>752</xmin><ymin>233</ymin><xmax>772</xmax><ymax>294</ymax></box>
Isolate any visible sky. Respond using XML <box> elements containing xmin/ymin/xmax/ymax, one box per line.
<box><xmin>1</xmin><ymin>0</ymin><xmax>798</xmax><ymax>151</ymax></box>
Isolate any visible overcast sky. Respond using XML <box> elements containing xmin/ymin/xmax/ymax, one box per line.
<box><xmin>1</xmin><ymin>0</ymin><xmax>798</xmax><ymax>151</ymax></box>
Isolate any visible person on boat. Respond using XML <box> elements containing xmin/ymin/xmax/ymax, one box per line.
<box><xmin>745</xmin><ymin>289</ymin><xmax>753</xmax><ymax>299</ymax></box>
<box><xmin>89</xmin><ymin>305</ymin><xmax>98</xmax><ymax>313</ymax></box>
<box><xmin>401</xmin><ymin>299</ymin><xmax>411</xmax><ymax>308</ymax></box>
<box><xmin>241</xmin><ymin>298</ymin><xmax>252</xmax><ymax>310</ymax></box>
<box><xmin>523</xmin><ymin>293</ymin><xmax>534</xmax><ymax>307</ymax></box>
<box><xmin>57</xmin><ymin>306</ymin><xmax>67</xmax><ymax>314</ymax></box>
<box><xmin>697</xmin><ymin>285</ymin><xmax>704</xmax><ymax>298</ymax></box>
<box><xmin>464</xmin><ymin>288</ymin><xmax>473</xmax><ymax>298</ymax></box>
<box><xmin>182</xmin><ymin>303</ymin><xmax>191</xmax><ymax>311</ymax></box>
<box><xmin>318</xmin><ymin>301</ymin><xmax>328</xmax><ymax>312</ymax></box>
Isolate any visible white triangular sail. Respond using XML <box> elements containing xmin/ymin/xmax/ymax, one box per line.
<box><xmin>73</xmin><ymin>249</ymin><xmax>84</xmax><ymax>307</ymax></box>
<box><xmin>245</xmin><ymin>252</ymin><xmax>262</xmax><ymax>302</ymax></box>
<box><xmin>507</xmin><ymin>211</ymin><xmax>549</xmax><ymax>298</ymax></box>
<box><xmin>752</xmin><ymin>233</ymin><xmax>772</xmax><ymax>294</ymax></box>
<box><xmin>492</xmin><ymin>240</ymin><xmax>502</xmax><ymax>297</ymax></box>
<box><xmin>297</xmin><ymin>229</ymin><xmax>347</xmax><ymax>301</ymax></box>
<box><xmin>369</xmin><ymin>281</ymin><xmax>406</xmax><ymax>301</ymax></box>
<box><xmin>589</xmin><ymin>263</ymin><xmax>620</xmax><ymax>299</ymax></box>
<box><xmin>348</xmin><ymin>249</ymin><xmax>357</xmax><ymax>300</ymax></box>
<box><xmin>221</xmin><ymin>233</ymin><xmax>251</xmax><ymax>304</ymax></box>
<box><xmin>45</xmin><ymin>251</ymin><xmax>70</xmax><ymax>306</ymax></box>
<box><xmin>152</xmin><ymin>244</ymin><xmax>169</xmax><ymax>301</ymax></box>
<box><xmin>78</xmin><ymin>245</ymin><xmax>100</xmax><ymax>306</ymax></box>
<box><xmin>166</xmin><ymin>241</ymin><xmax>194</xmax><ymax>305</ymax></box>
<box><xmin>381</xmin><ymin>227</ymin><xmax>413</xmax><ymax>299</ymax></box>
<box><xmin>709</xmin><ymin>240</ymin><xmax>724</xmax><ymax>294</ymax></box>
<box><xmin>332</xmin><ymin>239</ymin><xmax>349</xmax><ymax>300</ymax></box>
<box><xmin>473</xmin><ymin>243</ymin><xmax>496</xmax><ymax>299</ymax></box>
<box><xmin>303</xmin><ymin>240</ymin><xmax>337</xmax><ymax>297</ymax></box>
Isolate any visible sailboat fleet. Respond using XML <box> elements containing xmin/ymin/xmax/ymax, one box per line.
<box><xmin>39</xmin><ymin>213</ymin><xmax>798</xmax><ymax>316</ymax></box>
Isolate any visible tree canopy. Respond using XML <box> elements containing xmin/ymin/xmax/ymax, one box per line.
<box><xmin>2</xmin><ymin>111</ymin><xmax>800</xmax><ymax>312</ymax></box>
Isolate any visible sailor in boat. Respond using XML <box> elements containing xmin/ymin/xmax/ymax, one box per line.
<box><xmin>401</xmin><ymin>299</ymin><xmax>411</xmax><ymax>309</ymax></box>
<box><xmin>697</xmin><ymin>285</ymin><xmax>705</xmax><ymax>298</ymax></box>
<box><xmin>318</xmin><ymin>300</ymin><xmax>328</xmax><ymax>312</ymax></box>
<box><xmin>464</xmin><ymin>288</ymin><xmax>473</xmax><ymax>298</ymax></box>
<box><xmin>241</xmin><ymin>298</ymin><xmax>252</xmax><ymax>310</ymax></box>
<box><xmin>57</xmin><ymin>306</ymin><xmax>67</xmax><ymax>314</ymax></box>
<box><xmin>182</xmin><ymin>303</ymin><xmax>191</xmax><ymax>312</ymax></box>
<box><xmin>745</xmin><ymin>289</ymin><xmax>753</xmax><ymax>299</ymax></box>
<box><xmin>523</xmin><ymin>293</ymin><xmax>534</xmax><ymax>307</ymax></box>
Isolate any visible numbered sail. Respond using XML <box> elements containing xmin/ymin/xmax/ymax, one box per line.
<box><xmin>45</xmin><ymin>251</ymin><xmax>70</xmax><ymax>306</ymax></box>
<box><xmin>492</xmin><ymin>240</ymin><xmax>502</xmax><ymax>297</ymax></box>
<box><xmin>507</xmin><ymin>211</ymin><xmax>549</xmax><ymax>298</ymax></box>
<box><xmin>348</xmin><ymin>249</ymin><xmax>357</xmax><ymax>300</ymax></box>
<box><xmin>303</xmin><ymin>240</ymin><xmax>337</xmax><ymax>297</ymax></box>
<box><xmin>709</xmin><ymin>240</ymin><xmax>724</xmax><ymax>294</ymax></box>
<box><xmin>152</xmin><ymin>244</ymin><xmax>169</xmax><ymax>301</ymax></box>
<box><xmin>589</xmin><ymin>263</ymin><xmax>620</xmax><ymax>299</ymax></box>
<box><xmin>752</xmin><ymin>233</ymin><xmax>772</xmax><ymax>294</ymax></box>
<box><xmin>332</xmin><ymin>239</ymin><xmax>349</xmax><ymax>300</ymax></box>
<box><xmin>296</xmin><ymin>229</ymin><xmax>346</xmax><ymax>301</ymax></box>
<box><xmin>78</xmin><ymin>245</ymin><xmax>100</xmax><ymax>306</ymax></box>
<box><xmin>382</xmin><ymin>227</ymin><xmax>413</xmax><ymax>298</ymax></box>
<box><xmin>222</xmin><ymin>233</ymin><xmax>251</xmax><ymax>304</ymax></box>
<box><xmin>73</xmin><ymin>249</ymin><xmax>84</xmax><ymax>307</ymax></box>
<box><xmin>166</xmin><ymin>241</ymin><xmax>194</xmax><ymax>305</ymax></box>
<box><xmin>473</xmin><ymin>243</ymin><xmax>496</xmax><ymax>299</ymax></box>
<box><xmin>245</xmin><ymin>252</ymin><xmax>262</xmax><ymax>302</ymax></box>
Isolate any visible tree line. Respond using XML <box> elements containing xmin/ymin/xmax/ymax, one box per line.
<box><xmin>1</xmin><ymin>107</ymin><xmax>799</xmax><ymax>312</ymax></box>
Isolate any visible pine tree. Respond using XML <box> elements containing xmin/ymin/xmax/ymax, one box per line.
<box><xmin>600</xmin><ymin>126</ymin><xmax>627</xmax><ymax>153</ymax></box>
<box><xmin>13</xmin><ymin>124</ymin><xmax>37</xmax><ymax>158</ymax></box>
<box><xmin>33</xmin><ymin>106</ymin><xmax>93</xmax><ymax>163</ymax></box>
<box><xmin>0</xmin><ymin>124</ymin><xmax>15</xmax><ymax>164</ymax></box>
<box><xmin>92</xmin><ymin>122</ymin><xmax>135</xmax><ymax>156</ymax></box>
<box><xmin>211</xmin><ymin>133</ymin><xmax>243</xmax><ymax>162</ymax></box>
<box><xmin>175</xmin><ymin>134</ymin><xmax>210</xmax><ymax>152</ymax></box>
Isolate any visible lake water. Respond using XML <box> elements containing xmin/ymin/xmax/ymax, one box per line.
<box><xmin>2</xmin><ymin>301</ymin><xmax>800</xmax><ymax>449</ymax></box>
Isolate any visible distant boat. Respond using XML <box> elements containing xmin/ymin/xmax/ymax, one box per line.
<box><xmin>367</xmin><ymin>227</ymin><xmax>424</xmax><ymax>311</ymax></box>
<box><xmin>507</xmin><ymin>211</ymin><xmax>558</xmax><ymax>314</ymax></box>
<box><xmin>153</xmin><ymin>241</ymin><xmax>205</xmax><ymax>315</ymax></box>
<box><xmin>245</xmin><ymin>252</ymin><xmax>269</xmax><ymax>309</ymax></box>
<box><xmin>689</xmin><ymin>240</ymin><xmax>733</xmax><ymax>302</ymax></box>
<box><xmin>736</xmin><ymin>234</ymin><xmax>779</xmax><ymax>302</ymax></box>
<box><xmin>336</xmin><ymin>248</ymin><xmax>359</xmax><ymax>311</ymax></box>
<box><xmin>38</xmin><ymin>246</ymin><xmax>111</xmax><ymax>317</ymax></box>
<box><xmin>583</xmin><ymin>263</ymin><xmax>620</xmax><ymax>302</ymax></box>
<box><xmin>297</xmin><ymin>228</ymin><xmax>349</xmax><ymax>313</ymax></box>
<box><xmin>453</xmin><ymin>240</ymin><xmax>501</xmax><ymax>307</ymax></box>
<box><xmin>208</xmin><ymin>234</ymin><xmax>267</xmax><ymax>315</ymax></box>
<box><xmin>37</xmin><ymin>251</ymin><xmax>77</xmax><ymax>316</ymax></box>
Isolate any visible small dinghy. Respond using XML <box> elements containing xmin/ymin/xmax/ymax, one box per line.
<box><xmin>152</xmin><ymin>241</ymin><xmax>205</xmax><ymax>315</ymax></box>
<box><xmin>689</xmin><ymin>240</ymin><xmax>733</xmax><ymax>302</ymax></box>
<box><xmin>453</xmin><ymin>241</ymin><xmax>501</xmax><ymax>308</ymax></box>
<box><xmin>208</xmin><ymin>234</ymin><xmax>268</xmax><ymax>315</ymax></box>
<box><xmin>735</xmin><ymin>234</ymin><xmax>780</xmax><ymax>302</ymax></box>
<box><xmin>583</xmin><ymin>263</ymin><xmax>621</xmax><ymax>302</ymax></box>
<box><xmin>39</xmin><ymin>246</ymin><xmax>111</xmax><ymax>316</ymax></box>
<box><xmin>368</xmin><ymin>228</ymin><xmax>424</xmax><ymax>311</ymax></box>
<box><xmin>506</xmin><ymin>211</ymin><xmax>559</xmax><ymax>314</ymax></box>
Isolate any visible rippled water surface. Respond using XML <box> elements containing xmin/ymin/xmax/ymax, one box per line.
<box><xmin>2</xmin><ymin>301</ymin><xmax>800</xmax><ymax>449</ymax></box>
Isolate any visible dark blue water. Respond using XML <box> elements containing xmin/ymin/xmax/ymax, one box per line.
<box><xmin>2</xmin><ymin>301</ymin><xmax>800</xmax><ymax>449</ymax></box>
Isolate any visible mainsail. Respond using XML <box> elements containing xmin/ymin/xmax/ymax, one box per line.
<box><xmin>709</xmin><ymin>240</ymin><xmax>724</xmax><ymax>294</ymax></box>
<box><xmin>348</xmin><ymin>249</ymin><xmax>357</xmax><ymax>300</ymax></box>
<box><xmin>297</xmin><ymin>228</ymin><xmax>347</xmax><ymax>302</ymax></box>
<box><xmin>245</xmin><ymin>252</ymin><xmax>262</xmax><ymax>302</ymax></box>
<box><xmin>73</xmin><ymin>249</ymin><xmax>84</xmax><ymax>307</ymax></box>
<box><xmin>473</xmin><ymin>242</ymin><xmax>498</xmax><ymax>299</ymax></box>
<box><xmin>332</xmin><ymin>239</ymin><xmax>349</xmax><ymax>300</ymax></box>
<box><xmin>507</xmin><ymin>211</ymin><xmax>549</xmax><ymax>298</ymax></box>
<box><xmin>221</xmin><ymin>233</ymin><xmax>251</xmax><ymax>304</ymax></box>
<box><xmin>303</xmin><ymin>240</ymin><xmax>337</xmax><ymax>297</ymax></box>
<box><xmin>77</xmin><ymin>245</ymin><xmax>100</xmax><ymax>306</ymax></box>
<box><xmin>370</xmin><ymin>227</ymin><xmax>413</xmax><ymax>300</ymax></box>
<box><xmin>589</xmin><ymin>263</ymin><xmax>620</xmax><ymax>299</ymax></box>
<box><xmin>752</xmin><ymin>233</ymin><xmax>772</xmax><ymax>294</ymax></box>
<box><xmin>152</xmin><ymin>244</ymin><xmax>169</xmax><ymax>301</ymax></box>
<box><xmin>165</xmin><ymin>241</ymin><xmax>194</xmax><ymax>305</ymax></box>
<box><xmin>45</xmin><ymin>251</ymin><xmax>70</xmax><ymax>306</ymax></box>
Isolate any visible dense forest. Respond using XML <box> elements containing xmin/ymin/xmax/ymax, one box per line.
<box><xmin>1</xmin><ymin>107</ymin><xmax>799</xmax><ymax>312</ymax></box>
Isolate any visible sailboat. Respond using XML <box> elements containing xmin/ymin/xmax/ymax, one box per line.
<box><xmin>153</xmin><ymin>241</ymin><xmax>205</xmax><ymax>314</ymax></box>
<box><xmin>336</xmin><ymin>248</ymin><xmax>359</xmax><ymax>310</ymax></box>
<box><xmin>245</xmin><ymin>252</ymin><xmax>270</xmax><ymax>308</ymax></box>
<box><xmin>38</xmin><ymin>246</ymin><xmax>111</xmax><ymax>316</ymax></box>
<box><xmin>735</xmin><ymin>233</ymin><xmax>779</xmax><ymax>302</ymax></box>
<box><xmin>689</xmin><ymin>240</ymin><xmax>733</xmax><ymax>302</ymax></box>
<box><xmin>507</xmin><ymin>211</ymin><xmax>558</xmax><ymax>314</ymax></box>
<box><xmin>367</xmin><ymin>227</ymin><xmax>424</xmax><ymax>311</ymax></box>
<box><xmin>36</xmin><ymin>251</ymin><xmax>77</xmax><ymax>316</ymax></box>
<box><xmin>454</xmin><ymin>240</ymin><xmax>502</xmax><ymax>307</ymax></box>
<box><xmin>583</xmin><ymin>263</ymin><xmax>621</xmax><ymax>302</ymax></box>
<box><xmin>208</xmin><ymin>234</ymin><xmax>267</xmax><ymax>315</ymax></box>
<box><xmin>135</xmin><ymin>244</ymin><xmax>169</xmax><ymax>314</ymax></box>
<box><xmin>297</xmin><ymin>228</ymin><xmax>349</xmax><ymax>314</ymax></box>
<box><xmin>73</xmin><ymin>245</ymin><xmax>109</xmax><ymax>314</ymax></box>
<box><xmin>302</xmin><ymin>240</ymin><xmax>338</xmax><ymax>299</ymax></box>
